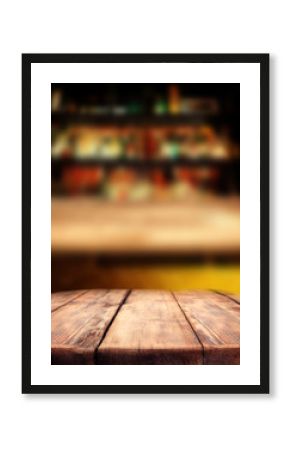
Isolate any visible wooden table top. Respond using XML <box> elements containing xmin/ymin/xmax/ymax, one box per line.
<box><xmin>51</xmin><ymin>289</ymin><xmax>240</xmax><ymax>365</ymax></box>
<box><xmin>52</xmin><ymin>197</ymin><xmax>240</xmax><ymax>254</ymax></box>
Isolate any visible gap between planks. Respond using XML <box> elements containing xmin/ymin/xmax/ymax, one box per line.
<box><xmin>51</xmin><ymin>289</ymin><xmax>90</xmax><ymax>312</ymax></box>
<box><xmin>212</xmin><ymin>290</ymin><xmax>240</xmax><ymax>305</ymax></box>
<box><xmin>172</xmin><ymin>290</ymin><xmax>240</xmax><ymax>364</ymax></box>
<box><xmin>96</xmin><ymin>289</ymin><xmax>203</xmax><ymax>364</ymax></box>
<box><xmin>171</xmin><ymin>290</ymin><xmax>206</xmax><ymax>364</ymax></box>
<box><xmin>93</xmin><ymin>289</ymin><xmax>132</xmax><ymax>363</ymax></box>
<box><xmin>52</xmin><ymin>289</ymin><xmax>130</xmax><ymax>364</ymax></box>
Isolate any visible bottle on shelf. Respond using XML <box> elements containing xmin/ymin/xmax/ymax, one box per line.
<box><xmin>153</xmin><ymin>96</ymin><xmax>167</xmax><ymax>115</ymax></box>
<box><xmin>168</xmin><ymin>85</ymin><xmax>181</xmax><ymax>115</ymax></box>
<box><xmin>159</xmin><ymin>131</ymin><xmax>180</xmax><ymax>159</ymax></box>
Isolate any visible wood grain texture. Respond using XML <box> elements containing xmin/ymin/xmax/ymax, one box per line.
<box><xmin>51</xmin><ymin>289</ymin><xmax>128</xmax><ymax>364</ymax></box>
<box><xmin>51</xmin><ymin>289</ymin><xmax>240</xmax><ymax>365</ymax></box>
<box><xmin>51</xmin><ymin>290</ymin><xmax>87</xmax><ymax>312</ymax></box>
<box><xmin>173</xmin><ymin>290</ymin><xmax>240</xmax><ymax>364</ymax></box>
<box><xmin>96</xmin><ymin>290</ymin><xmax>203</xmax><ymax>365</ymax></box>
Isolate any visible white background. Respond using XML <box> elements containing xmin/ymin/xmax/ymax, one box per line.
<box><xmin>31</xmin><ymin>62</ymin><xmax>260</xmax><ymax>386</ymax></box>
<box><xmin>0</xmin><ymin>0</ymin><xmax>286</xmax><ymax>449</ymax></box>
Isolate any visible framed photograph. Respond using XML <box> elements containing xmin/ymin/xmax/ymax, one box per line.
<box><xmin>22</xmin><ymin>53</ymin><xmax>269</xmax><ymax>394</ymax></box>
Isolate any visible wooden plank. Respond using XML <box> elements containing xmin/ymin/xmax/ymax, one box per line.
<box><xmin>51</xmin><ymin>290</ymin><xmax>87</xmax><ymax>312</ymax></box>
<box><xmin>174</xmin><ymin>291</ymin><xmax>240</xmax><ymax>364</ymax></box>
<box><xmin>51</xmin><ymin>289</ymin><xmax>128</xmax><ymax>364</ymax></box>
<box><xmin>96</xmin><ymin>290</ymin><xmax>203</xmax><ymax>365</ymax></box>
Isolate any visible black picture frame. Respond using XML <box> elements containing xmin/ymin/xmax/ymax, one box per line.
<box><xmin>22</xmin><ymin>53</ymin><xmax>269</xmax><ymax>394</ymax></box>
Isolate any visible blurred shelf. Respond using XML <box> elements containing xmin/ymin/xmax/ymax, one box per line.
<box><xmin>51</xmin><ymin>157</ymin><xmax>239</xmax><ymax>169</ymax></box>
<box><xmin>51</xmin><ymin>112</ymin><xmax>237</xmax><ymax>126</ymax></box>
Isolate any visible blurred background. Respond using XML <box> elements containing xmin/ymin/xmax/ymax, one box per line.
<box><xmin>51</xmin><ymin>83</ymin><xmax>240</xmax><ymax>294</ymax></box>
